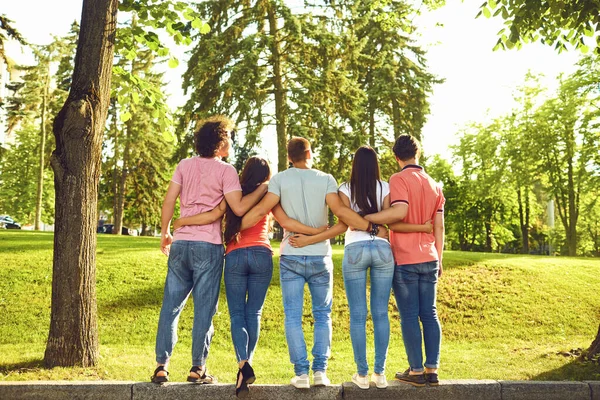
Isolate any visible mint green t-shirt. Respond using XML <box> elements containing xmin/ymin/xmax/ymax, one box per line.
<box><xmin>268</xmin><ymin>168</ymin><xmax>338</xmax><ymax>256</ymax></box>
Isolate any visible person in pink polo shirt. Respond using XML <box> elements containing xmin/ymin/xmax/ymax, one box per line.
<box><xmin>151</xmin><ymin>116</ymin><xmax>267</xmax><ymax>385</ymax></box>
<box><xmin>364</xmin><ymin>135</ymin><xmax>445</xmax><ymax>387</ymax></box>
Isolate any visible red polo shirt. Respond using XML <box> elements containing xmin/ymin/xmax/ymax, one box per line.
<box><xmin>389</xmin><ymin>165</ymin><xmax>445</xmax><ymax>266</ymax></box>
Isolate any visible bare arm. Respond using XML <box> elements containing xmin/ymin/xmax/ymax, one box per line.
<box><xmin>389</xmin><ymin>220</ymin><xmax>433</xmax><ymax>233</ymax></box>
<box><xmin>364</xmin><ymin>203</ymin><xmax>408</xmax><ymax>225</ymax></box>
<box><xmin>271</xmin><ymin>204</ymin><xmax>328</xmax><ymax>235</ymax></box>
<box><xmin>224</xmin><ymin>182</ymin><xmax>268</xmax><ymax>217</ymax></box>
<box><xmin>326</xmin><ymin>192</ymin><xmax>370</xmax><ymax>231</ymax></box>
<box><xmin>434</xmin><ymin>212</ymin><xmax>445</xmax><ymax>276</ymax></box>
<box><xmin>240</xmin><ymin>192</ymin><xmax>281</xmax><ymax>231</ymax></box>
<box><xmin>289</xmin><ymin>222</ymin><xmax>348</xmax><ymax>248</ymax></box>
<box><xmin>173</xmin><ymin>200</ymin><xmax>227</xmax><ymax>231</ymax></box>
<box><xmin>160</xmin><ymin>181</ymin><xmax>181</xmax><ymax>256</ymax></box>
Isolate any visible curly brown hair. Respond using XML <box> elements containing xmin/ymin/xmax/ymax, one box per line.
<box><xmin>194</xmin><ymin>115</ymin><xmax>235</xmax><ymax>157</ymax></box>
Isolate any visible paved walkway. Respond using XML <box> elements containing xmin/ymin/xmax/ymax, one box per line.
<box><xmin>1</xmin><ymin>379</ymin><xmax>599</xmax><ymax>399</ymax></box>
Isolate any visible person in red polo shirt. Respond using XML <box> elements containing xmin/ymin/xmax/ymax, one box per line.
<box><xmin>364</xmin><ymin>134</ymin><xmax>445</xmax><ymax>387</ymax></box>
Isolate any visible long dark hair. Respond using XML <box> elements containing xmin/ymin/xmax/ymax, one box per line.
<box><xmin>224</xmin><ymin>157</ymin><xmax>271</xmax><ymax>244</ymax></box>
<box><xmin>350</xmin><ymin>146</ymin><xmax>381</xmax><ymax>215</ymax></box>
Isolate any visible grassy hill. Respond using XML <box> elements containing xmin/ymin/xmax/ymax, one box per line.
<box><xmin>0</xmin><ymin>230</ymin><xmax>599</xmax><ymax>382</ymax></box>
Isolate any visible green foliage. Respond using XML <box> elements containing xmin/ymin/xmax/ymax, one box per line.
<box><xmin>0</xmin><ymin>122</ymin><xmax>54</xmax><ymax>224</ymax></box>
<box><xmin>479</xmin><ymin>0</ymin><xmax>600</xmax><ymax>54</ymax></box>
<box><xmin>0</xmin><ymin>14</ymin><xmax>27</xmax><ymax>64</ymax></box>
<box><xmin>178</xmin><ymin>0</ymin><xmax>437</xmax><ymax>173</ymax></box>
<box><xmin>1</xmin><ymin>231</ymin><xmax>599</xmax><ymax>381</ymax></box>
<box><xmin>435</xmin><ymin>54</ymin><xmax>600</xmax><ymax>256</ymax></box>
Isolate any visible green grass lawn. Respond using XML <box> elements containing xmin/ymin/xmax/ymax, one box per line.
<box><xmin>0</xmin><ymin>230</ymin><xmax>599</xmax><ymax>383</ymax></box>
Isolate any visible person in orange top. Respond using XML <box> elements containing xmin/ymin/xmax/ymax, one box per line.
<box><xmin>174</xmin><ymin>156</ymin><xmax>324</xmax><ymax>398</ymax></box>
<box><xmin>364</xmin><ymin>135</ymin><xmax>445</xmax><ymax>387</ymax></box>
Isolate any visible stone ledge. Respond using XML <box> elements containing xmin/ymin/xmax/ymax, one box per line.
<box><xmin>0</xmin><ymin>381</ymin><xmax>133</xmax><ymax>400</ymax></box>
<box><xmin>343</xmin><ymin>379</ymin><xmax>501</xmax><ymax>400</ymax></box>
<box><xmin>1</xmin><ymin>380</ymin><xmax>598</xmax><ymax>400</ymax></box>
<box><xmin>500</xmin><ymin>381</ymin><xmax>590</xmax><ymax>400</ymax></box>
<box><xmin>586</xmin><ymin>381</ymin><xmax>600</xmax><ymax>400</ymax></box>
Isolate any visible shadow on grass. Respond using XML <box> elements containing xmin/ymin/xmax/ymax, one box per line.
<box><xmin>532</xmin><ymin>357</ymin><xmax>600</xmax><ymax>381</ymax></box>
<box><xmin>0</xmin><ymin>359</ymin><xmax>45</xmax><ymax>375</ymax></box>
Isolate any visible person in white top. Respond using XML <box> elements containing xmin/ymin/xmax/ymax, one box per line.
<box><xmin>290</xmin><ymin>146</ymin><xmax>431</xmax><ymax>390</ymax></box>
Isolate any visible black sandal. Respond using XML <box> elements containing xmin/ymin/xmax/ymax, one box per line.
<box><xmin>187</xmin><ymin>366</ymin><xmax>217</xmax><ymax>384</ymax></box>
<box><xmin>236</xmin><ymin>369</ymin><xmax>249</xmax><ymax>398</ymax></box>
<box><xmin>151</xmin><ymin>365</ymin><xmax>169</xmax><ymax>384</ymax></box>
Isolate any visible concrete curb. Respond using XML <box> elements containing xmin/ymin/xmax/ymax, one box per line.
<box><xmin>1</xmin><ymin>380</ymin><xmax>599</xmax><ymax>400</ymax></box>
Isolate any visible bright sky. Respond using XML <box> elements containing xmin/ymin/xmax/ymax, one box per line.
<box><xmin>3</xmin><ymin>0</ymin><xmax>584</xmax><ymax>165</ymax></box>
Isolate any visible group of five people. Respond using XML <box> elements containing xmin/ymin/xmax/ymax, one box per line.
<box><xmin>149</xmin><ymin>116</ymin><xmax>446</xmax><ymax>397</ymax></box>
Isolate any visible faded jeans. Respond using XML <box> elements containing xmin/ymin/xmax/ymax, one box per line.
<box><xmin>155</xmin><ymin>240</ymin><xmax>224</xmax><ymax>366</ymax></box>
<box><xmin>343</xmin><ymin>240</ymin><xmax>394</xmax><ymax>376</ymax></box>
<box><xmin>393</xmin><ymin>260</ymin><xmax>441</xmax><ymax>372</ymax></box>
<box><xmin>279</xmin><ymin>255</ymin><xmax>333</xmax><ymax>376</ymax></box>
<box><xmin>224</xmin><ymin>246</ymin><xmax>273</xmax><ymax>363</ymax></box>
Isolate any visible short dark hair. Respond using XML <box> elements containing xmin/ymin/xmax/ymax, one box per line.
<box><xmin>194</xmin><ymin>115</ymin><xmax>235</xmax><ymax>157</ymax></box>
<box><xmin>287</xmin><ymin>137</ymin><xmax>311</xmax><ymax>163</ymax></box>
<box><xmin>393</xmin><ymin>134</ymin><xmax>421</xmax><ymax>161</ymax></box>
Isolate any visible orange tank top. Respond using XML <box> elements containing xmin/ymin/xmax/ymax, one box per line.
<box><xmin>225</xmin><ymin>215</ymin><xmax>272</xmax><ymax>254</ymax></box>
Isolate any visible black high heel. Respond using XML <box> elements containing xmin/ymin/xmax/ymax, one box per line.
<box><xmin>236</xmin><ymin>369</ymin><xmax>249</xmax><ymax>398</ymax></box>
<box><xmin>241</xmin><ymin>362</ymin><xmax>255</xmax><ymax>384</ymax></box>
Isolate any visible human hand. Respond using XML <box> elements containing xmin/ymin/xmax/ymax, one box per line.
<box><xmin>289</xmin><ymin>234</ymin><xmax>312</xmax><ymax>248</ymax></box>
<box><xmin>376</xmin><ymin>225</ymin><xmax>389</xmax><ymax>239</ymax></box>
<box><xmin>424</xmin><ymin>220</ymin><xmax>433</xmax><ymax>234</ymax></box>
<box><xmin>173</xmin><ymin>218</ymin><xmax>183</xmax><ymax>231</ymax></box>
<box><xmin>438</xmin><ymin>263</ymin><xmax>443</xmax><ymax>277</ymax></box>
<box><xmin>160</xmin><ymin>232</ymin><xmax>173</xmax><ymax>256</ymax></box>
<box><xmin>314</xmin><ymin>225</ymin><xmax>329</xmax><ymax>234</ymax></box>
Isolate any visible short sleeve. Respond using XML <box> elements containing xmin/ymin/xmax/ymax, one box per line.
<box><xmin>389</xmin><ymin>174</ymin><xmax>409</xmax><ymax>207</ymax></box>
<box><xmin>326</xmin><ymin>174</ymin><xmax>338</xmax><ymax>195</ymax></box>
<box><xmin>338</xmin><ymin>182</ymin><xmax>350</xmax><ymax>198</ymax></box>
<box><xmin>381</xmin><ymin>181</ymin><xmax>390</xmax><ymax>198</ymax></box>
<box><xmin>171</xmin><ymin>161</ymin><xmax>183</xmax><ymax>185</ymax></box>
<box><xmin>268</xmin><ymin>173</ymin><xmax>281</xmax><ymax>197</ymax></box>
<box><xmin>436</xmin><ymin>186</ymin><xmax>446</xmax><ymax>214</ymax></box>
<box><xmin>222</xmin><ymin>164</ymin><xmax>241</xmax><ymax>194</ymax></box>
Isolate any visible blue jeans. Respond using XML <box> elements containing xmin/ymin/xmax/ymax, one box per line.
<box><xmin>392</xmin><ymin>260</ymin><xmax>441</xmax><ymax>372</ymax></box>
<box><xmin>280</xmin><ymin>255</ymin><xmax>333</xmax><ymax>376</ymax></box>
<box><xmin>343</xmin><ymin>240</ymin><xmax>394</xmax><ymax>376</ymax></box>
<box><xmin>224</xmin><ymin>246</ymin><xmax>273</xmax><ymax>363</ymax></box>
<box><xmin>155</xmin><ymin>241</ymin><xmax>224</xmax><ymax>366</ymax></box>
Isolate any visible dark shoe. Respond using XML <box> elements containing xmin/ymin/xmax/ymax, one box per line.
<box><xmin>425</xmin><ymin>372</ymin><xmax>439</xmax><ymax>386</ymax></box>
<box><xmin>150</xmin><ymin>365</ymin><xmax>169</xmax><ymax>384</ymax></box>
<box><xmin>395</xmin><ymin>369</ymin><xmax>426</xmax><ymax>387</ymax></box>
<box><xmin>236</xmin><ymin>369</ymin><xmax>250</xmax><ymax>398</ymax></box>
<box><xmin>241</xmin><ymin>362</ymin><xmax>256</xmax><ymax>385</ymax></box>
<box><xmin>187</xmin><ymin>366</ymin><xmax>217</xmax><ymax>384</ymax></box>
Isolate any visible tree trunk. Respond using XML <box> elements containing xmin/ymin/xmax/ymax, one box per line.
<box><xmin>35</xmin><ymin>68</ymin><xmax>51</xmax><ymax>231</ymax></box>
<box><xmin>587</xmin><ymin>323</ymin><xmax>600</xmax><ymax>361</ymax></box>
<box><xmin>45</xmin><ymin>0</ymin><xmax>118</xmax><ymax>367</ymax></box>
<box><xmin>267</xmin><ymin>2</ymin><xmax>288</xmax><ymax>172</ymax></box>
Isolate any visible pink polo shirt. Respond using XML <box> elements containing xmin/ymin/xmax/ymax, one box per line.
<box><xmin>389</xmin><ymin>165</ymin><xmax>445</xmax><ymax>266</ymax></box>
<box><xmin>172</xmin><ymin>156</ymin><xmax>241</xmax><ymax>244</ymax></box>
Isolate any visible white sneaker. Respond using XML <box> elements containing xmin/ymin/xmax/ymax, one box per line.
<box><xmin>371</xmin><ymin>373</ymin><xmax>388</xmax><ymax>389</ymax></box>
<box><xmin>313</xmin><ymin>371</ymin><xmax>330</xmax><ymax>386</ymax></box>
<box><xmin>291</xmin><ymin>374</ymin><xmax>310</xmax><ymax>389</ymax></box>
<box><xmin>352</xmin><ymin>373</ymin><xmax>370</xmax><ymax>389</ymax></box>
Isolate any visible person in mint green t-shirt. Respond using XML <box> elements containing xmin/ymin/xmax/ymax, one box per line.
<box><xmin>241</xmin><ymin>137</ymin><xmax>373</xmax><ymax>389</ymax></box>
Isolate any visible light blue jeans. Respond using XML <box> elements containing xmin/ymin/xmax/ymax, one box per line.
<box><xmin>224</xmin><ymin>246</ymin><xmax>273</xmax><ymax>363</ymax></box>
<box><xmin>155</xmin><ymin>240</ymin><xmax>224</xmax><ymax>366</ymax></box>
<box><xmin>343</xmin><ymin>240</ymin><xmax>394</xmax><ymax>376</ymax></box>
<box><xmin>393</xmin><ymin>260</ymin><xmax>441</xmax><ymax>372</ymax></box>
<box><xmin>279</xmin><ymin>255</ymin><xmax>333</xmax><ymax>376</ymax></box>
